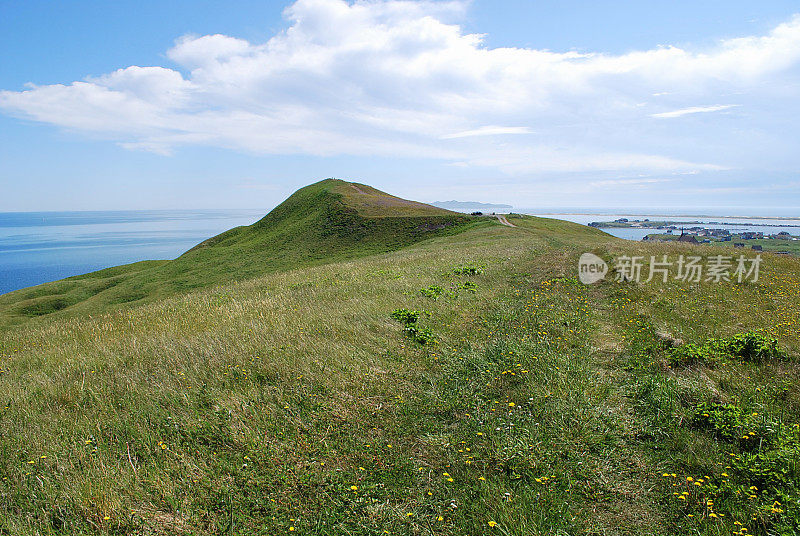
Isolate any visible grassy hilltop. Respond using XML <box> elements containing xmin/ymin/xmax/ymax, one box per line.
<box><xmin>0</xmin><ymin>182</ymin><xmax>798</xmax><ymax>535</ymax></box>
<box><xmin>0</xmin><ymin>179</ymin><xmax>472</xmax><ymax>325</ymax></box>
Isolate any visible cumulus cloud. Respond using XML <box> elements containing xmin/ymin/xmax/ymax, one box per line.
<box><xmin>1</xmin><ymin>0</ymin><xmax>800</xmax><ymax>176</ymax></box>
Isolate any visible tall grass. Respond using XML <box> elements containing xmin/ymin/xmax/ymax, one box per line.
<box><xmin>0</xmin><ymin>216</ymin><xmax>798</xmax><ymax>535</ymax></box>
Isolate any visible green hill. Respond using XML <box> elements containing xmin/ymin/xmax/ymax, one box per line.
<box><xmin>0</xmin><ymin>186</ymin><xmax>798</xmax><ymax>535</ymax></box>
<box><xmin>0</xmin><ymin>179</ymin><xmax>477</xmax><ymax>324</ymax></box>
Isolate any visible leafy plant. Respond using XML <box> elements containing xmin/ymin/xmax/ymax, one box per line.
<box><xmin>453</xmin><ymin>265</ymin><xmax>483</xmax><ymax>275</ymax></box>
<box><xmin>669</xmin><ymin>342</ymin><xmax>720</xmax><ymax>366</ymax></box>
<box><xmin>692</xmin><ymin>402</ymin><xmax>746</xmax><ymax>441</ymax></box>
<box><xmin>714</xmin><ymin>332</ymin><xmax>783</xmax><ymax>363</ymax></box>
<box><xmin>419</xmin><ymin>285</ymin><xmax>445</xmax><ymax>299</ymax></box>
<box><xmin>403</xmin><ymin>325</ymin><xmax>436</xmax><ymax>345</ymax></box>
<box><xmin>390</xmin><ymin>309</ymin><xmax>435</xmax><ymax>344</ymax></box>
<box><xmin>457</xmin><ymin>281</ymin><xmax>478</xmax><ymax>292</ymax></box>
<box><xmin>390</xmin><ymin>309</ymin><xmax>422</xmax><ymax>325</ymax></box>
<box><xmin>669</xmin><ymin>332</ymin><xmax>785</xmax><ymax>366</ymax></box>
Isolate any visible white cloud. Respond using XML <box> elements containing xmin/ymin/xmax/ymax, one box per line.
<box><xmin>651</xmin><ymin>104</ymin><xmax>739</xmax><ymax>118</ymax></box>
<box><xmin>441</xmin><ymin>125</ymin><xmax>533</xmax><ymax>139</ymax></box>
<box><xmin>456</xmin><ymin>147</ymin><xmax>726</xmax><ymax>175</ymax></box>
<box><xmin>590</xmin><ymin>178</ymin><xmax>675</xmax><ymax>187</ymax></box>
<box><xmin>1</xmin><ymin>0</ymin><xmax>800</xmax><ymax>177</ymax></box>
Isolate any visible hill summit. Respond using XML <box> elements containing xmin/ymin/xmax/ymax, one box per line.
<box><xmin>190</xmin><ymin>178</ymin><xmax>464</xmax><ymax>253</ymax></box>
<box><xmin>0</xmin><ymin>179</ymin><xmax>476</xmax><ymax>322</ymax></box>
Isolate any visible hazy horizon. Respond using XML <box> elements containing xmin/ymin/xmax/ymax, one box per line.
<box><xmin>1</xmin><ymin>205</ymin><xmax>798</xmax><ymax>219</ymax></box>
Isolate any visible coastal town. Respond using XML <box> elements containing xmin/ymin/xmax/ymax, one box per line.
<box><xmin>589</xmin><ymin>218</ymin><xmax>800</xmax><ymax>255</ymax></box>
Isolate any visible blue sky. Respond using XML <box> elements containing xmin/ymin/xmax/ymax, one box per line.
<box><xmin>1</xmin><ymin>0</ymin><xmax>799</xmax><ymax>214</ymax></box>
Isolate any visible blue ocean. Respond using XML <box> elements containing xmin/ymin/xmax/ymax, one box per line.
<box><xmin>0</xmin><ymin>209</ymin><xmax>265</xmax><ymax>295</ymax></box>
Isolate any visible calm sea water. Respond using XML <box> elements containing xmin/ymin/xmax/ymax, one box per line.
<box><xmin>0</xmin><ymin>210</ymin><xmax>265</xmax><ymax>295</ymax></box>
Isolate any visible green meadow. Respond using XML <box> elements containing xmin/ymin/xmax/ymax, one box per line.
<box><xmin>0</xmin><ymin>181</ymin><xmax>798</xmax><ymax>535</ymax></box>
<box><xmin>646</xmin><ymin>234</ymin><xmax>800</xmax><ymax>256</ymax></box>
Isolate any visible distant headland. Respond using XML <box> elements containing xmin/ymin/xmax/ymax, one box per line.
<box><xmin>432</xmin><ymin>200</ymin><xmax>513</xmax><ymax>210</ymax></box>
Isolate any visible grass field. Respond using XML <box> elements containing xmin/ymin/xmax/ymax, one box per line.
<box><xmin>646</xmin><ymin>233</ymin><xmax>800</xmax><ymax>256</ymax></box>
<box><xmin>0</xmin><ymin>187</ymin><xmax>798</xmax><ymax>535</ymax></box>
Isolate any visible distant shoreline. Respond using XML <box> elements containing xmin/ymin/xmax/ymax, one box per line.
<box><xmin>521</xmin><ymin>211</ymin><xmax>800</xmax><ymax>221</ymax></box>
<box><xmin>585</xmin><ymin>219</ymin><xmax>800</xmax><ymax>229</ymax></box>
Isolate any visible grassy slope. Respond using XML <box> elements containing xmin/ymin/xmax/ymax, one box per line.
<box><xmin>0</xmin><ymin>214</ymin><xmax>798</xmax><ymax>535</ymax></box>
<box><xmin>0</xmin><ymin>179</ymin><xmax>474</xmax><ymax>326</ymax></box>
<box><xmin>647</xmin><ymin>233</ymin><xmax>800</xmax><ymax>255</ymax></box>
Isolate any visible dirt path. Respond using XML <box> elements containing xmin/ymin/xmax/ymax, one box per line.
<box><xmin>495</xmin><ymin>214</ymin><xmax>516</xmax><ymax>227</ymax></box>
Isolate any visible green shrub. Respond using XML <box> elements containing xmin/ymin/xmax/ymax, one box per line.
<box><xmin>669</xmin><ymin>343</ymin><xmax>720</xmax><ymax>366</ymax></box>
<box><xmin>390</xmin><ymin>309</ymin><xmax>422</xmax><ymax>325</ymax></box>
<box><xmin>419</xmin><ymin>285</ymin><xmax>445</xmax><ymax>299</ymax></box>
<box><xmin>692</xmin><ymin>402</ymin><xmax>745</xmax><ymax>441</ymax></box>
<box><xmin>669</xmin><ymin>332</ymin><xmax>785</xmax><ymax>366</ymax></box>
<box><xmin>403</xmin><ymin>325</ymin><xmax>436</xmax><ymax>345</ymax></box>
<box><xmin>714</xmin><ymin>332</ymin><xmax>783</xmax><ymax>363</ymax></box>
<box><xmin>453</xmin><ymin>265</ymin><xmax>483</xmax><ymax>275</ymax></box>
<box><xmin>390</xmin><ymin>309</ymin><xmax>435</xmax><ymax>344</ymax></box>
<box><xmin>457</xmin><ymin>281</ymin><xmax>478</xmax><ymax>292</ymax></box>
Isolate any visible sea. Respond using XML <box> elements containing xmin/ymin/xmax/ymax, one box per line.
<box><xmin>0</xmin><ymin>210</ymin><xmax>265</xmax><ymax>295</ymax></box>
<box><xmin>0</xmin><ymin>208</ymin><xmax>798</xmax><ymax>296</ymax></box>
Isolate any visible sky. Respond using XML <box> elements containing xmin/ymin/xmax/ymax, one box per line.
<box><xmin>1</xmin><ymin>0</ymin><xmax>799</xmax><ymax>214</ymax></box>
